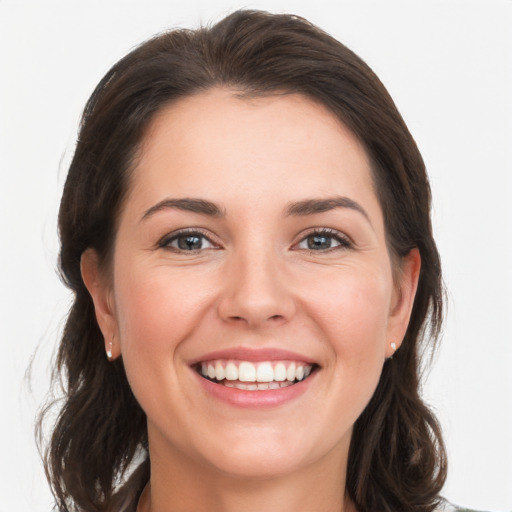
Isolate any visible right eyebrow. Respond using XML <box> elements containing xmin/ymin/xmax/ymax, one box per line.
<box><xmin>140</xmin><ymin>198</ymin><xmax>225</xmax><ymax>222</ymax></box>
<box><xmin>284</xmin><ymin>196</ymin><xmax>371</xmax><ymax>224</ymax></box>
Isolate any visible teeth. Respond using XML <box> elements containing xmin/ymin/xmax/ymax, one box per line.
<box><xmin>221</xmin><ymin>380</ymin><xmax>295</xmax><ymax>390</ymax></box>
<box><xmin>239</xmin><ymin>362</ymin><xmax>256</xmax><ymax>382</ymax></box>
<box><xmin>274</xmin><ymin>362</ymin><xmax>287</xmax><ymax>381</ymax></box>
<box><xmin>225</xmin><ymin>362</ymin><xmax>238</xmax><ymax>381</ymax></box>
<box><xmin>215</xmin><ymin>361</ymin><xmax>225</xmax><ymax>380</ymax></box>
<box><xmin>199</xmin><ymin>359</ymin><xmax>315</xmax><ymax>386</ymax></box>
<box><xmin>256</xmin><ymin>362</ymin><xmax>274</xmax><ymax>382</ymax></box>
<box><xmin>286</xmin><ymin>362</ymin><xmax>296</xmax><ymax>381</ymax></box>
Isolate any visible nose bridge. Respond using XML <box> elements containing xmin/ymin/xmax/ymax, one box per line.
<box><xmin>218</xmin><ymin>238</ymin><xmax>295</xmax><ymax>327</ymax></box>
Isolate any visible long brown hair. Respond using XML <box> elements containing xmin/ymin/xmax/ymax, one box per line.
<box><xmin>39</xmin><ymin>10</ymin><xmax>446</xmax><ymax>512</ymax></box>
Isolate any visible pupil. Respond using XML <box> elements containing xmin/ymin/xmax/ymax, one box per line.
<box><xmin>308</xmin><ymin>235</ymin><xmax>331</xmax><ymax>250</ymax></box>
<box><xmin>178</xmin><ymin>235</ymin><xmax>202</xmax><ymax>250</ymax></box>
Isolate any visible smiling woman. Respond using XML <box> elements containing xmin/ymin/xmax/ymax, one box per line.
<box><xmin>39</xmin><ymin>9</ymin><xmax>480</xmax><ymax>512</ymax></box>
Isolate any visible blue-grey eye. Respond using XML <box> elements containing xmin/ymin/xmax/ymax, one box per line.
<box><xmin>164</xmin><ymin>232</ymin><xmax>215</xmax><ymax>251</ymax></box>
<box><xmin>297</xmin><ymin>231</ymin><xmax>349</xmax><ymax>251</ymax></box>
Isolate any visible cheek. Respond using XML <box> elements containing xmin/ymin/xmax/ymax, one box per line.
<box><xmin>302</xmin><ymin>265</ymin><xmax>392</xmax><ymax>376</ymax></box>
<box><xmin>112</xmin><ymin>262</ymin><xmax>215</xmax><ymax>358</ymax></box>
<box><xmin>310</xmin><ymin>267</ymin><xmax>391</xmax><ymax>335</ymax></box>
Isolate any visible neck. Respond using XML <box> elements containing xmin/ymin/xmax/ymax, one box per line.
<box><xmin>139</xmin><ymin>431</ymin><xmax>356</xmax><ymax>512</ymax></box>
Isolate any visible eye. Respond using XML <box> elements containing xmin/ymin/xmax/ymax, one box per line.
<box><xmin>159</xmin><ymin>230</ymin><xmax>218</xmax><ymax>252</ymax></box>
<box><xmin>295</xmin><ymin>229</ymin><xmax>352</xmax><ymax>252</ymax></box>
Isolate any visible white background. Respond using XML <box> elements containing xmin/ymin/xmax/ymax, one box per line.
<box><xmin>1</xmin><ymin>1</ymin><xmax>511</xmax><ymax>511</ymax></box>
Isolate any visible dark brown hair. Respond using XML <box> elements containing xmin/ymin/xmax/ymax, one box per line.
<box><xmin>40</xmin><ymin>9</ymin><xmax>446</xmax><ymax>512</ymax></box>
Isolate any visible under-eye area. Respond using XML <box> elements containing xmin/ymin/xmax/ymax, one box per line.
<box><xmin>195</xmin><ymin>360</ymin><xmax>319</xmax><ymax>390</ymax></box>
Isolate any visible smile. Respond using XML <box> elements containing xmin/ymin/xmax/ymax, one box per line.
<box><xmin>196</xmin><ymin>360</ymin><xmax>316</xmax><ymax>391</ymax></box>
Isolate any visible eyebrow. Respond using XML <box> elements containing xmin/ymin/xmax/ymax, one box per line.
<box><xmin>141</xmin><ymin>198</ymin><xmax>225</xmax><ymax>221</ymax></box>
<box><xmin>284</xmin><ymin>196</ymin><xmax>370</xmax><ymax>222</ymax></box>
<box><xmin>141</xmin><ymin>195</ymin><xmax>370</xmax><ymax>224</ymax></box>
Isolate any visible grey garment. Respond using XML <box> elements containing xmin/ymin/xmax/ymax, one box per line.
<box><xmin>438</xmin><ymin>499</ymin><xmax>489</xmax><ymax>512</ymax></box>
<box><xmin>110</xmin><ymin>459</ymin><xmax>149</xmax><ymax>512</ymax></box>
<box><xmin>118</xmin><ymin>495</ymin><xmax>486</xmax><ymax>512</ymax></box>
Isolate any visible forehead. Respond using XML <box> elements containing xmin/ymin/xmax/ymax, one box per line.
<box><xmin>127</xmin><ymin>88</ymin><xmax>379</xmax><ymax>220</ymax></box>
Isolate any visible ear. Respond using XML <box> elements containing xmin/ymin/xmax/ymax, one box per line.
<box><xmin>80</xmin><ymin>248</ymin><xmax>121</xmax><ymax>359</ymax></box>
<box><xmin>385</xmin><ymin>248</ymin><xmax>421</xmax><ymax>358</ymax></box>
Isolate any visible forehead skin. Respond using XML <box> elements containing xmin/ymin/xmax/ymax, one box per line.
<box><xmin>126</xmin><ymin>89</ymin><xmax>383</xmax><ymax>240</ymax></box>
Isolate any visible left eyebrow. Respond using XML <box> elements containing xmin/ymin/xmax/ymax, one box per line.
<box><xmin>284</xmin><ymin>196</ymin><xmax>371</xmax><ymax>224</ymax></box>
<box><xmin>140</xmin><ymin>198</ymin><xmax>225</xmax><ymax>222</ymax></box>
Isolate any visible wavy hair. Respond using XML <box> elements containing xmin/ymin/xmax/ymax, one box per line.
<box><xmin>39</xmin><ymin>10</ymin><xmax>446</xmax><ymax>512</ymax></box>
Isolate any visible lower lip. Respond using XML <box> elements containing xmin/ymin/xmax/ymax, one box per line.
<box><xmin>193</xmin><ymin>369</ymin><xmax>316</xmax><ymax>408</ymax></box>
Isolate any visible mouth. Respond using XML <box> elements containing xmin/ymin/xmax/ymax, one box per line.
<box><xmin>194</xmin><ymin>359</ymin><xmax>318</xmax><ymax>391</ymax></box>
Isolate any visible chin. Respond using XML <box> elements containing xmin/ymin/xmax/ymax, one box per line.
<box><xmin>193</xmin><ymin>426</ymin><xmax>337</xmax><ymax>480</ymax></box>
<box><xmin>206</xmin><ymin>449</ymin><xmax>309</xmax><ymax>480</ymax></box>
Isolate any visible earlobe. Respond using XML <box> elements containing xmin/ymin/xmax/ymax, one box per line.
<box><xmin>386</xmin><ymin>248</ymin><xmax>421</xmax><ymax>358</ymax></box>
<box><xmin>80</xmin><ymin>249</ymin><xmax>120</xmax><ymax>359</ymax></box>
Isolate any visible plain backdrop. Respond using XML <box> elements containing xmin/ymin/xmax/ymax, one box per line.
<box><xmin>1</xmin><ymin>1</ymin><xmax>511</xmax><ymax>511</ymax></box>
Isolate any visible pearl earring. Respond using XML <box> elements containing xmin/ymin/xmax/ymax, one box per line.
<box><xmin>390</xmin><ymin>342</ymin><xmax>397</xmax><ymax>352</ymax></box>
<box><xmin>106</xmin><ymin>335</ymin><xmax>114</xmax><ymax>360</ymax></box>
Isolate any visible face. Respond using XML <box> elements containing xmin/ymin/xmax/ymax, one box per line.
<box><xmin>83</xmin><ymin>89</ymin><xmax>419</xmax><ymax>481</ymax></box>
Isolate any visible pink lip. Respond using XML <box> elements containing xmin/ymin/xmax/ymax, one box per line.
<box><xmin>192</xmin><ymin>367</ymin><xmax>317</xmax><ymax>409</ymax></box>
<box><xmin>188</xmin><ymin>347</ymin><xmax>317</xmax><ymax>366</ymax></box>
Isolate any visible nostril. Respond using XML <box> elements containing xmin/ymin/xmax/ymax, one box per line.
<box><xmin>230</xmin><ymin>315</ymin><xmax>282</xmax><ymax>322</ymax></box>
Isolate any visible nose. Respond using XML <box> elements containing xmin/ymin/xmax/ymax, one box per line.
<box><xmin>217</xmin><ymin>246</ymin><xmax>296</xmax><ymax>329</ymax></box>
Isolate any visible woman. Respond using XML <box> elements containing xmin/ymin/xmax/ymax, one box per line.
<box><xmin>40</xmin><ymin>9</ymin><xmax>480</xmax><ymax>512</ymax></box>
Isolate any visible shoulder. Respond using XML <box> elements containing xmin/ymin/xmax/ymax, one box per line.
<box><xmin>436</xmin><ymin>498</ymin><xmax>491</xmax><ymax>512</ymax></box>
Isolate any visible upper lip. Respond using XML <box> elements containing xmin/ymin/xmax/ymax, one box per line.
<box><xmin>188</xmin><ymin>347</ymin><xmax>318</xmax><ymax>366</ymax></box>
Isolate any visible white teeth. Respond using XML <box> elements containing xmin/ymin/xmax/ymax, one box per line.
<box><xmin>225</xmin><ymin>362</ymin><xmax>238</xmax><ymax>381</ymax></box>
<box><xmin>214</xmin><ymin>361</ymin><xmax>225</xmax><ymax>381</ymax></box>
<box><xmin>256</xmin><ymin>362</ymin><xmax>274</xmax><ymax>382</ymax></box>
<box><xmin>286</xmin><ymin>363</ymin><xmax>296</xmax><ymax>381</ymax></box>
<box><xmin>238</xmin><ymin>362</ymin><xmax>256</xmax><ymax>382</ymax></box>
<box><xmin>220</xmin><ymin>380</ymin><xmax>295</xmax><ymax>390</ymax></box>
<box><xmin>198</xmin><ymin>359</ymin><xmax>315</xmax><ymax>387</ymax></box>
<box><xmin>274</xmin><ymin>362</ymin><xmax>287</xmax><ymax>381</ymax></box>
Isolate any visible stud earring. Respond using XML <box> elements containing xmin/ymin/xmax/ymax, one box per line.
<box><xmin>388</xmin><ymin>341</ymin><xmax>398</xmax><ymax>360</ymax></box>
<box><xmin>106</xmin><ymin>335</ymin><xmax>114</xmax><ymax>360</ymax></box>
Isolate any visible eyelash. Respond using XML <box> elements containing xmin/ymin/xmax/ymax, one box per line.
<box><xmin>157</xmin><ymin>228</ymin><xmax>353</xmax><ymax>253</ymax></box>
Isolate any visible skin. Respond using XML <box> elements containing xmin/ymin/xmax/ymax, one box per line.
<box><xmin>82</xmin><ymin>89</ymin><xmax>420</xmax><ymax>512</ymax></box>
